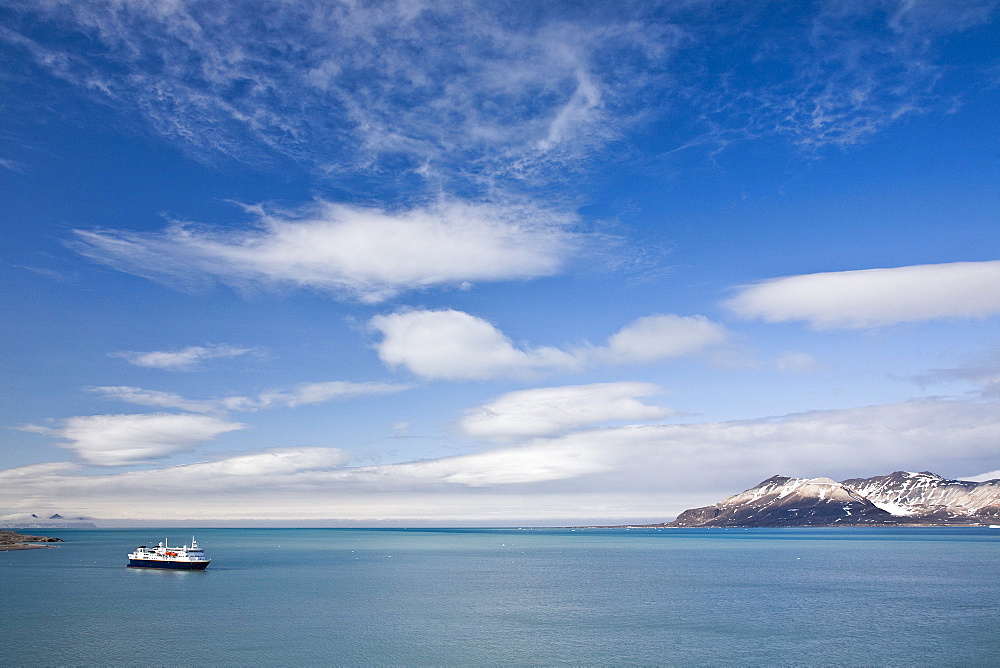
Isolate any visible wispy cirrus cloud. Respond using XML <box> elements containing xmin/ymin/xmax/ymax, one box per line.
<box><xmin>4</xmin><ymin>0</ymin><xmax>991</xmax><ymax>186</ymax></box>
<box><xmin>370</xmin><ymin>309</ymin><xmax>728</xmax><ymax>380</ymax></box>
<box><xmin>22</xmin><ymin>413</ymin><xmax>244</xmax><ymax>466</ymax></box>
<box><xmin>671</xmin><ymin>1</ymin><xmax>1000</xmax><ymax>153</ymax></box>
<box><xmin>724</xmin><ymin>261</ymin><xmax>1000</xmax><ymax>329</ymax></box>
<box><xmin>1</xmin><ymin>0</ymin><xmax>677</xmax><ymax>181</ymax></box>
<box><xmin>111</xmin><ymin>344</ymin><xmax>255</xmax><ymax>371</ymax></box>
<box><xmin>89</xmin><ymin>381</ymin><xmax>410</xmax><ymax>414</ymax></box>
<box><xmin>74</xmin><ymin>199</ymin><xmax>585</xmax><ymax>302</ymax></box>
<box><xmin>87</xmin><ymin>387</ymin><xmax>221</xmax><ymax>415</ymax></box>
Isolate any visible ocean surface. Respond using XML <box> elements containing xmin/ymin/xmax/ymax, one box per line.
<box><xmin>3</xmin><ymin>527</ymin><xmax>999</xmax><ymax>666</ymax></box>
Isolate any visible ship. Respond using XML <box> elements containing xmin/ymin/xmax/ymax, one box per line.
<box><xmin>127</xmin><ymin>537</ymin><xmax>211</xmax><ymax>570</ymax></box>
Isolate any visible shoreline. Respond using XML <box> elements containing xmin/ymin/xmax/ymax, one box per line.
<box><xmin>0</xmin><ymin>530</ymin><xmax>62</xmax><ymax>551</ymax></box>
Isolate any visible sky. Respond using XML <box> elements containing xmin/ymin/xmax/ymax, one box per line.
<box><xmin>1</xmin><ymin>0</ymin><xmax>998</xmax><ymax>525</ymax></box>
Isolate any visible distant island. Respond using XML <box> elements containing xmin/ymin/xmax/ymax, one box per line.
<box><xmin>627</xmin><ymin>471</ymin><xmax>1000</xmax><ymax>528</ymax></box>
<box><xmin>0</xmin><ymin>512</ymin><xmax>96</xmax><ymax>530</ymax></box>
<box><xmin>0</xmin><ymin>530</ymin><xmax>63</xmax><ymax>551</ymax></box>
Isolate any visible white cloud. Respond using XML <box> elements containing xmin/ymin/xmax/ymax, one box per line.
<box><xmin>111</xmin><ymin>344</ymin><xmax>254</xmax><ymax>370</ymax></box>
<box><xmin>724</xmin><ymin>261</ymin><xmax>1000</xmax><ymax>329</ymax></box>
<box><xmin>164</xmin><ymin>447</ymin><xmax>352</xmax><ymax>479</ymax></box>
<box><xmin>75</xmin><ymin>199</ymin><xmax>582</xmax><ymax>302</ymax></box>
<box><xmin>957</xmin><ymin>470</ymin><xmax>1000</xmax><ymax>482</ymax></box>
<box><xmin>371</xmin><ymin>309</ymin><xmax>728</xmax><ymax>380</ymax></box>
<box><xmin>0</xmin><ymin>462</ymin><xmax>76</xmax><ymax>480</ymax></box>
<box><xmin>90</xmin><ymin>381</ymin><xmax>410</xmax><ymax>414</ymax></box>
<box><xmin>88</xmin><ymin>387</ymin><xmax>221</xmax><ymax>414</ymax></box>
<box><xmin>599</xmin><ymin>314</ymin><xmax>728</xmax><ymax>363</ymax></box>
<box><xmin>381</xmin><ymin>439</ymin><xmax>612</xmax><ymax>487</ymax></box>
<box><xmin>251</xmin><ymin>381</ymin><xmax>410</xmax><ymax>409</ymax></box>
<box><xmin>370</xmin><ymin>309</ymin><xmax>581</xmax><ymax>380</ymax></box>
<box><xmin>26</xmin><ymin>413</ymin><xmax>245</xmax><ymax>466</ymax></box>
<box><xmin>459</xmin><ymin>382</ymin><xmax>672</xmax><ymax>440</ymax></box>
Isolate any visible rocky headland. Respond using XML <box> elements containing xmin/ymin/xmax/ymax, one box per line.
<box><xmin>0</xmin><ymin>530</ymin><xmax>63</xmax><ymax>550</ymax></box>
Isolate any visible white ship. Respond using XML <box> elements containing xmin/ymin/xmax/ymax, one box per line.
<box><xmin>127</xmin><ymin>537</ymin><xmax>211</xmax><ymax>570</ymax></box>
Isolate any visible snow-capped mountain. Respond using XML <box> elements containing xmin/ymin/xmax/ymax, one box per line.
<box><xmin>667</xmin><ymin>472</ymin><xmax>1000</xmax><ymax>527</ymax></box>
<box><xmin>841</xmin><ymin>471</ymin><xmax>1000</xmax><ymax>521</ymax></box>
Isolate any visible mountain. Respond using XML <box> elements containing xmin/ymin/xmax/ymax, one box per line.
<box><xmin>664</xmin><ymin>472</ymin><xmax>1000</xmax><ymax>528</ymax></box>
<box><xmin>0</xmin><ymin>512</ymin><xmax>96</xmax><ymax>529</ymax></box>
<box><xmin>842</xmin><ymin>471</ymin><xmax>1000</xmax><ymax>522</ymax></box>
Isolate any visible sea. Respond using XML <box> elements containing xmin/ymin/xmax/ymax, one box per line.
<box><xmin>3</xmin><ymin>527</ymin><xmax>998</xmax><ymax>666</ymax></box>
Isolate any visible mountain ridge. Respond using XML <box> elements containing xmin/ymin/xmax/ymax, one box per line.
<box><xmin>658</xmin><ymin>471</ymin><xmax>1000</xmax><ymax>528</ymax></box>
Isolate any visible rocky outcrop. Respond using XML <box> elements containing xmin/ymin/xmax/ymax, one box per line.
<box><xmin>0</xmin><ymin>530</ymin><xmax>63</xmax><ymax>550</ymax></box>
<box><xmin>664</xmin><ymin>472</ymin><xmax>1000</xmax><ymax>527</ymax></box>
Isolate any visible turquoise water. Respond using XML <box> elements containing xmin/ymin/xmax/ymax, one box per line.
<box><xmin>3</xmin><ymin>527</ymin><xmax>998</xmax><ymax>666</ymax></box>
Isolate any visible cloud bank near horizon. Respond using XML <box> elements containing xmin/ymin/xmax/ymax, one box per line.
<box><xmin>5</xmin><ymin>395</ymin><xmax>998</xmax><ymax>521</ymax></box>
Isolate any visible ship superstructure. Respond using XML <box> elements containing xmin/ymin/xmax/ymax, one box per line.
<box><xmin>127</xmin><ymin>537</ymin><xmax>211</xmax><ymax>570</ymax></box>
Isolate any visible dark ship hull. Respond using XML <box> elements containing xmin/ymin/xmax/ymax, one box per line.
<box><xmin>127</xmin><ymin>558</ymin><xmax>210</xmax><ymax>570</ymax></box>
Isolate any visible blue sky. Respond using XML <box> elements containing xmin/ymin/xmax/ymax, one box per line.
<box><xmin>1</xmin><ymin>0</ymin><xmax>998</xmax><ymax>524</ymax></box>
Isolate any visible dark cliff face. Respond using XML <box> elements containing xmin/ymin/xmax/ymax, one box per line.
<box><xmin>666</xmin><ymin>472</ymin><xmax>1000</xmax><ymax>528</ymax></box>
<box><xmin>670</xmin><ymin>501</ymin><xmax>892</xmax><ymax>527</ymax></box>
